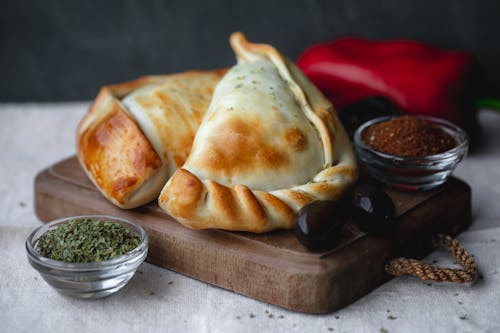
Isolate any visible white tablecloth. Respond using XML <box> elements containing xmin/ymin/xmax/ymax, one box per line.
<box><xmin>1</xmin><ymin>103</ymin><xmax>499</xmax><ymax>333</ymax></box>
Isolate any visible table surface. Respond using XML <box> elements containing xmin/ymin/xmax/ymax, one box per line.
<box><xmin>1</xmin><ymin>103</ymin><xmax>499</xmax><ymax>333</ymax></box>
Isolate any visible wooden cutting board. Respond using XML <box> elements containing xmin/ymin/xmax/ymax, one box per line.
<box><xmin>34</xmin><ymin>156</ymin><xmax>471</xmax><ymax>313</ymax></box>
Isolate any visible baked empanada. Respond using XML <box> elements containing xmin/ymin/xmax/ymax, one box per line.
<box><xmin>159</xmin><ymin>32</ymin><xmax>358</xmax><ymax>232</ymax></box>
<box><xmin>77</xmin><ymin>70</ymin><xmax>226</xmax><ymax>208</ymax></box>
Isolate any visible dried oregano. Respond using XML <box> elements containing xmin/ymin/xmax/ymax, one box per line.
<box><xmin>37</xmin><ymin>218</ymin><xmax>141</xmax><ymax>263</ymax></box>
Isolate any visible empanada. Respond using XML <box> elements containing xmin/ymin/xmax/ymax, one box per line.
<box><xmin>159</xmin><ymin>32</ymin><xmax>358</xmax><ymax>232</ymax></box>
<box><xmin>77</xmin><ymin>70</ymin><xmax>226</xmax><ymax>208</ymax></box>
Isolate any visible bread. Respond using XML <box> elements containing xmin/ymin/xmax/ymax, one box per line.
<box><xmin>158</xmin><ymin>32</ymin><xmax>358</xmax><ymax>233</ymax></box>
<box><xmin>77</xmin><ymin>70</ymin><xmax>226</xmax><ymax>208</ymax></box>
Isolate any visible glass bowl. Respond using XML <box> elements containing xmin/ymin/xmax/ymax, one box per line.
<box><xmin>353</xmin><ymin>115</ymin><xmax>469</xmax><ymax>191</ymax></box>
<box><xmin>26</xmin><ymin>215</ymin><xmax>148</xmax><ymax>299</ymax></box>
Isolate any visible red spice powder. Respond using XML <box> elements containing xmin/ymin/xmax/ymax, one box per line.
<box><xmin>362</xmin><ymin>116</ymin><xmax>457</xmax><ymax>156</ymax></box>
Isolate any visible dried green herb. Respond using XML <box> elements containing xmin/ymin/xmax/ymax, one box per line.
<box><xmin>37</xmin><ymin>218</ymin><xmax>141</xmax><ymax>263</ymax></box>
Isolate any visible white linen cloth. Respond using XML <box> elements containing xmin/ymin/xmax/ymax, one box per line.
<box><xmin>0</xmin><ymin>103</ymin><xmax>499</xmax><ymax>333</ymax></box>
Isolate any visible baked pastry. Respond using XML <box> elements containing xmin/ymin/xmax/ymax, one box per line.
<box><xmin>77</xmin><ymin>70</ymin><xmax>226</xmax><ymax>208</ymax></box>
<box><xmin>159</xmin><ymin>32</ymin><xmax>358</xmax><ymax>233</ymax></box>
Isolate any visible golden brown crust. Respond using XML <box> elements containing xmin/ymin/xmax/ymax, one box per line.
<box><xmin>188</xmin><ymin>116</ymin><xmax>290</xmax><ymax>178</ymax></box>
<box><xmin>77</xmin><ymin>97</ymin><xmax>161</xmax><ymax>206</ymax></box>
<box><xmin>77</xmin><ymin>70</ymin><xmax>226</xmax><ymax>208</ymax></box>
<box><xmin>158</xmin><ymin>32</ymin><xmax>358</xmax><ymax>233</ymax></box>
<box><xmin>160</xmin><ymin>168</ymin><xmax>204</xmax><ymax>220</ymax></box>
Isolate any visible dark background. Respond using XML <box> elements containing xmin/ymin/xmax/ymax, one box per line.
<box><xmin>1</xmin><ymin>0</ymin><xmax>499</xmax><ymax>101</ymax></box>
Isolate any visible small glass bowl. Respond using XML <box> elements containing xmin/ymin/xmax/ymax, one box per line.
<box><xmin>353</xmin><ymin>115</ymin><xmax>469</xmax><ymax>191</ymax></box>
<box><xmin>26</xmin><ymin>215</ymin><xmax>148</xmax><ymax>299</ymax></box>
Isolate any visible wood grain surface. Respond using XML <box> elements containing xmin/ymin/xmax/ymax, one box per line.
<box><xmin>34</xmin><ymin>156</ymin><xmax>471</xmax><ymax>313</ymax></box>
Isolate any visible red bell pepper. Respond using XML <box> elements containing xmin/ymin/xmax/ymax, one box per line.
<box><xmin>297</xmin><ymin>37</ymin><xmax>490</xmax><ymax>136</ymax></box>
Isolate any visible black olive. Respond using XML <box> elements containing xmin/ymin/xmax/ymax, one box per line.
<box><xmin>350</xmin><ymin>185</ymin><xmax>396</xmax><ymax>233</ymax></box>
<box><xmin>337</xmin><ymin>96</ymin><xmax>399</xmax><ymax>139</ymax></box>
<box><xmin>295</xmin><ymin>199</ymin><xmax>348</xmax><ymax>251</ymax></box>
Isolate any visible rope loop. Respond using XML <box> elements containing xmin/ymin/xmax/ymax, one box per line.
<box><xmin>385</xmin><ymin>234</ymin><xmax>478</xmax><ymax>283</ymax></box>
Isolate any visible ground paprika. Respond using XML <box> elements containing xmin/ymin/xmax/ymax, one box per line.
<box><xmin>362</xmin><ymin>116</ymin><xmax>456</xmax><ymax>156</ymax></box>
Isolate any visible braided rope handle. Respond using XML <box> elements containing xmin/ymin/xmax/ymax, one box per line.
<box><xmin>385</xmin><ymin>234</ymin><xmax>478</xmax><ymax>283</ymax></box>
